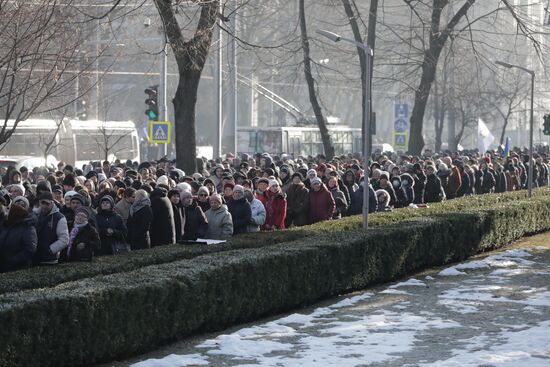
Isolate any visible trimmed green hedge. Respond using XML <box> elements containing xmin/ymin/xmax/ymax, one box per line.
<box><xmin>1</xmin><ymin>188</ymin><xmax>548</xmax><ymax>295</ymax></box>
<box><xmin>1</xmin><ymin>193</ymin><xmax>550</xmax><ymax>367</ymax></box>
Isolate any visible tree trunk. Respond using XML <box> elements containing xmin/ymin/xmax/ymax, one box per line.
<box><xmin>154</xmin><ymin>0</ymin><xmax>217</xmax><ymax>174</ymax></box>
<box><xmin>299</xmin><ymin>0</ymin><xmax>334</xmax><ymax>160</ymax></box>
<box><xmin>408</xmin><ymin>0</ymin><xmax>476</xmax><ymax>155</ymax></box>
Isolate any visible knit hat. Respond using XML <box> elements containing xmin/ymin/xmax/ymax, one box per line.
<box><xmin>10</xmin><ymin>183</ymin><xmax>25</xmax><ymax>195</ymax></box>
<box><xmin>307</xmin><ymin>169</ymin><xmax>317</xmax><ymax>178</ymax></box>
<box><xmin>311</xmin><ymin>177</ymin><xmax>323</xmax><ymax>186</ymax></box>
<box><xmin>168</xmin><ymin>189</ymin><xmax>180</xmax><ymax>198</ymax></box>
<box><xmin>291</xmin><ymin>172</ymin><xmax>303</xmax><ymax>181</ymax></box>
<box><xmin>176</xmin><ymin>182</ymin><xmax>192</xmax><ymax>192</ymax></box>
<box><xmin>258</xmin><ymin>178</ymin><xmax>269</xmax><ymax>185</ymax></box>
<box><xmin>180</xmin><ymin>190</ymin><xmax>193</xmax><ymax>200</ymax></box>
<box><xmin>12</xmin><ymin>196</ymin><xmax>29</xmax><ymax>209</ymax></box>
<box><xmin>268</xmin><ymin>179</ymin><xmax>279</xmax><ymax>188</ymax></box>
<box><xmin>197</xmin><ymin>186</ymin><xmax>209</xmax><ymax>196</ymax></box>
<box><xmin>75</xmin><ymin>206</ymin><xmax>90</xmax><ymax>219</ymax></box>
<box><xmin>223</xmin><ymin>182</ymin><xmax>235</xmax><ymax>190</ymax></box>
<box><xmin>209</xmin><ymin>193</ymin><xmax>222</xmax><ymax>204</ymax></box>
<box><xmin>38</xmin><ymin>191</ymin><xmax>54</xmax><ymax>203</ymax></box>
<box><xmin>70</xmin><ymin>193</ymin><xmax>86</xmax><ymax>206</ymax></box>
<box><xmin>62</xmin><ymin>174</ymin><xmax>76</xmax><ymax>187</ymax></box>
<box><xmin>64</xmin><ymin>190</ymin><xmax>78</xmax><ymax>201</ymax></box>
<box><xmin>99</xmin><ymin>195</ymin><xmax>114</xmax><ymax>208</ymax></box>
<box><xmin>233</xmin><ymin>184</ymin><xmax>244</xmax><ymax>193</ymax></box>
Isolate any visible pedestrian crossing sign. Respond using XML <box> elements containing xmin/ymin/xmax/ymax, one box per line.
<box><xmin>149</xmin><ymin>121</ymin><xmax>171</xmax><ymax>143</ymax></box>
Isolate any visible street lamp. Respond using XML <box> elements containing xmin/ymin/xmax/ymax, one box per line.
<box><xmin>495</xmin><ymin>60</ymin><xmax>535</xmax><ymax>198</ymax></box>
<box><xmin>317</xmin><ymin>29</ymin><xmax>373</xmax><ymax>229</ymax></box>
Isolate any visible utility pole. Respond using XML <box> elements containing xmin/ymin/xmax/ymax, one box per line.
<box><xmin>215</xmin><ymin>1</ymin><xmax>223</xmax><ymax>159</ymax></box>
<box><xmin>227</xmin><ymin>0</ymin><xmax>238</xmax><ymax>156</ymax></box>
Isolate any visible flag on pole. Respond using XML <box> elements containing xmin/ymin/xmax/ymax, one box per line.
<box><xmin>503</xmin><ymin>136</ymin><xmax>510</xmax><ymax>158</ymax></box>
<box><xmin>478</xmin><ymin>118</ymin><xmax>495</xmax><ymax>154</ymax></box>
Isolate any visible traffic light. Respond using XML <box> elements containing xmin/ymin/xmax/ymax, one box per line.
<box><xmin>544</xmin><ymin>114</ymin><xmax>550</xmax><ymax>136</ymax></box>
<box><xmin>76</xmin><ymin>100</ymin><xmax>87</xmax><ymax>120</ymax></box>
<box><xmin>144</xmin><ymin>85</ymin><xmax>159</xmax><ymax>121</ymax></box>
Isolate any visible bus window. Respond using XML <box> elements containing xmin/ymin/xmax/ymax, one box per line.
<box><xmin>75</xmin><ymin>131</ymin><xmax>135</xmax><ymax>161</ymax></box>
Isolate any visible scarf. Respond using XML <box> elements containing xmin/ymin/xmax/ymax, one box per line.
<box><xmin>130</xmin><ymin>196</ymin><xmax>151</xmax><ymax>216</ymax></box>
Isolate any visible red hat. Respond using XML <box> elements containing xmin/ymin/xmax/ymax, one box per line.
<box><xmin>223</xmin><ymin>182</ymin><xmax>235</xmax><ymax>190</ymax></box>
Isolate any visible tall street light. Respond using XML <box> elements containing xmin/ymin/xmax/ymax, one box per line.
<box><xmin>495</xmin><ymin>60</ymin><xmax>535</xmax><ymax>198</ymax></box>
<box><xmin>317</xmin><ymin>29</ymin><xmax>373</xmax><ymax>229</ymax></box>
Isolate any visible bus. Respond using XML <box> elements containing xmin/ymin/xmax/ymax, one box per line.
<box><xmin>237</xmin><ymin>125</ymin><xmax>363</xmax><ymax>157</ymax></box>
<box><xmin>0</xmin><ymin>119</ymin><xmax>140</xmax><ymax>168</ymax></box>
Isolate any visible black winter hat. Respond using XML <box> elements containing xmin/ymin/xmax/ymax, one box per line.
<box><xmin>291</xmin><ymin>172</ymin><xmax>303</xmax><ymax>181</ymax></box>
<box><xmin>38</xmin><ymin>191</ymin><xmax>54</xmax><ymax>202</ymax></box>
<box><xmin>99</xmin><ymin>195</ymin><xmax>115</xmax><ymax>208</ymax></box>
<box><xmin>63</xmin><ymin>174</ymin><xmax>76</xmax><ymax>187</ymax></box>
<box><xmin>70</xmin><ymin>193</ymin><xmax>85</xmax><ymax>206</ymax></box>
<box><xmin>85</xmin><ymin>171</ymin><xmax>98</xmax><ymax>179</ymax></box>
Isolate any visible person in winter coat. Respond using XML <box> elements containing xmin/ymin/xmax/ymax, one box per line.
<box><xmin>390</xmin><ymin>176</ymin><xmax>407</xmax><ymax>208</ymax></box>
<box><xmin>180</xmin><ymin>190</ymin><xmax>208</xmax><ymax>241</ymax></box>
<box><xmin>244</xmin><ymin>189</ymin><xmax>266</xmax><ymax>232</ymax></box>
<box><xmin>493</xmin><ymin>162</ymin><xmax>507</xmax><ymax>193</ymax></box>
<box><xmin>66</xmin><ymin>207</ymin><xmax>100</xmax><ymax>262</ymax></box>
<box><xmin>400</xmin><ymin>173</ymin><xmax>415</xmax><ymax>206</ymax></box>
<box><xmin>373</xmin><ymin>172</ymin><xmax>397</xmax><ymax>208</ymax></box>
<box><xmin>327</xmin><ymin>176</ymin><xmax>348</xmax><ymax>219</ymax></box>
<box><xmin>205</xmin><ymin>194</ymin><xmax>233</xmax><ymax>239</ymax></box>
<box><xmin>255</xmin><ymin>178</ymin><xmax>269</xmax><ymax>208</ymax></box>
<box><xmin>309</xmin><ymin>177</ymin><xmax>335</xmax><ymax>224</ymax></box>
<box><xmin>149</xmin><ymin>186</ymin><xmax>176</xmax><ymax>246</ymax></box>
<box><xmin>424</xmin><ymin>165</ymin><xmax>446</xmax><ymax>203</ymax></box>
<box><xmin>412</xmin><ymin>163</ymin><xmax>426</xmax><ymax>204</ymax></box>
<box><xmin>127</xmin><ymin>189</ymin><xmax>153</xmax><ymax>250</ymax></box>
<box><xmin>264</xmin><ymin>180</ymin><xmax>287</xmax><ymax>230</ymax></box>
<box><xmin>505</xmin><ymin>163</ymin><xmax>520</xmax><ymax>192</ymax></box>
<box><xmin>279</xmin><ymin>166</ymin><xmax>293</xmax><ymax>194</ymax></box>
<box><xmin>348</xmin><ymin>180</ymin><xmax>378</xmax><ymax>215</ymax></box>
<box><xmin>169</xmin><ymin>189</ymin><xmax>184</xmax><ymax>242</ymax></box>
<box><xmin>227</xmin><ymin>185</ymin><xmax>252</xmax><ymax>235</ymax></box>
<box><xmin>473</xmin><ymin>165</ymin><xmax>484</xmax><ymax>195</ymax></box>
<box><xmin>376</xmin><ymin>189</ymin><xmax>392</xmax><ymax>212</ymax></box>
<box><xmin>455</xmin><ymin>162</ymin><xmax>471</xmax><ymax>198</ymax></box>
<box><xmin>96</xmin><ymin>195</ymin><xmax>127</xmax><ymax>255</ymax></box>
<box><xmin>285</xmin><ymin>172</ymin><xmax>309</xmax><ymax>227</ymax></box>
<box><xmin>480</xmin><ymin>162</ymin><xmax>496</xmax><ymax>194</ymax></box>
<box><xmin>33</xmin><ymin>191</ymin><xmax>69</xmax><ymax>265</ymax></box>
<box><xmin>0</xmin><ymin>204</ymin><xmax>37</xmax><ymax>272</ymax></box>
<box><xmin>196</xmin><ymin>186</ymin><xmax>211</xmax><ymax>213</ymax></box>
<box><xmin>114</xmin><ymin>187</ymin><xmax>136</xmax><ymax>226</ymax></box>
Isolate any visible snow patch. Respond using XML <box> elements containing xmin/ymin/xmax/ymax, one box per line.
<box><xmin>438</xmin><ymin>267</ymin><xmax>466</xmax><ymax>276</ymax></box>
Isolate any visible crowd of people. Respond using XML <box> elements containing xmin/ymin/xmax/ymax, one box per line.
<box><xmin>0</xmin><ymin>148</ymin><xmax>546</xmax><ymax>273</ymax></box>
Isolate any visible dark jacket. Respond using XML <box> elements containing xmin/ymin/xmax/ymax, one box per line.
<box><xmin>34</xmin><ymin>205</ymin><xmax>69</xmax><ymax>265</ymax></box>
<box><xmin>150</xmin><ymin>188</ymin><xmax>176</xmax><ymax>246</ymax></box>
<box><xmin>182</xmin><ymin>202</ymin><xmax>208</xmax><ymax>241</ymax></box>
<box><xmin>424</xmin><ymin>174</ymin><xmax>445</xmax><ymax>203</ymax></box>
<box><xmin>95</xmin><ymin>209</ymin><xmax>127</xmax><ymax>255</ymax></box>
<box><xmin>228</xmin><ymin>197</ymin><xmax>252</xmax><ymax>235</ymax></box>
<box><xmin>0</xmin><ymin>212</ymin><xmax>37</xmax><ymax>272</ymax></box>
<box><xmin>286</xmin><ymin>183</ymin><xmax>309</xmax><ymax>227</ymax></box>
<box><xmin>127</xmin><ymin>205</ymin><xmax>153</xmax><ymax>250</ymax></box>
<box><xmin>481</xmin><ymin>169</ymin><xmax>496</xmax><ymax>194</ymax></box>
<box><xmin>348</xmin><ymin>184</ymin><xmax>377</xmax><ymax>215</ymax></box>
<box><xmin>66</xmin><ymin>223</ymin><xmax>100</xmax><ymax>262</ymax></box>
<box><xmin>456</xmin><ymin>171</ymin><xmax>471</xmax><ymax>197</ymax></box>
<box><xmin>413</xmin><ymin>172</ymin><xmax>426</xmax><ymax>204</ymax></box>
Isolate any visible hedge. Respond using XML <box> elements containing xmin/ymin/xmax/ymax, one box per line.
<box><xmin>1</xmin><ymin>187</ymin><xmax>549</xmax><ymax>296</ymax></box>
<box><xmin>1</xmin><ymin>193</ymin><xmax>550</xmax><ymax>367</ymax></box>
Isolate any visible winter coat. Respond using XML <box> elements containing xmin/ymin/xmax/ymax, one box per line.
<box><xmin>114</xmin><ymin>199</ymin><xmax>132</xmax><ymax>226</ymax></box>
<box><xmin>247</xmin><ymin>198</ymin><xmax>266</xmax><ymax>233</ymax></box>
<box><xmin>182</xmin><ymin>202</ymin><xmax>208</xmax><ymax>241</ymax></box>
<box><xmin>0</xmin><ymin>213</ymin><xmax>37</xmax><ymax>272</ymax></box>
<box><xmin>34</xmin><ymin>205</ymin><xmax>69</xmax><ymax>265</ymax></box>
<box><xmin>329</xmin><ymin>187</ymin><xmax>348</xmax><ymax>219</ymax></box>
<box><xmin>413</xmin><ymin>172</ymin><xmax>426</xmax><ymax>204</ymax></box>
<box><xmin>205</xmin><ymin>206</ymin><xmax>233</xmax><ymax>239</ymax></box>
<box><xmin>446</xmin><ymin>166</ymin><xmax>462</xmax><ymax>199</ymax></box>
<box><xmin>172</xmin><ymin>203</ymin><xmax>184</xmax><ymax>242</ymax></box>
<box><xmin>494</xmin><ymin>168</ymin><xmax>507</xmax><ymax>193</ymax></box>
<box><xmin>309</xmin><ymin>185</ymin><xmax>335</xmax><ymax>224</ymax></box>
<box><xmin>127</xmin><ymin>205</ymin><xmax>153</xmax><ymax>250</ymax></box>
<box><xmin>456</xmin><ymin>171</ymin><xmax>471</xmax><ymax>197</ymax></box>
<box><xmin>348</xmin><ymin>184</ymin><xmax>377</xmax><ymax>215</ymax></box>
<box><xmin>95</xmin><ymin>209</ymin><xmax>127</xmax><ymax>255</ymax></box>
<box><xmin>481</xmin><ymin>169</ymin><xmax>496</xmax><ymax>194</ymax></box>
<box><xmin>150</xmin><ymin>188</ymin><xmax>176</xmax><ymax>246</ymax></box>
<box><xmin>286</xmin><ymin>183</ymin><xmax>309</xmax><ymax>227</ymax></box>
<box><xmin>424</xmin><ymin>174</ymin><xmax>445</xmax><ymax>203</ymax></box>
<box><xmin>197</xmin><ymin>200</ymin><xmax>210</xmax><ymax>214</ymax></box>
<box><xmin>474</xmin><ymin>169</ymin><xmax>483</xmax><ymax>195</ymax></box>
<box><xmin>228</xmin><ymin>197</ymin><xmax>252</xmax><ymax>235</ymax></box>
<box><xmin>373</xmin><ymin>181</ymin><xmax>397</xmax><ymax>207</ymax></box>
<box><xmin>66</xmin><ymin>223</ymin><xmax>100</xmax><ymax>262</ymax></box>
<box><xmin>265</xmin><ymin>190</ymin><xmax>287</xmax><ymax>230</ymax></box>
<box><xmin>505</xmin><ymin>170</ymin><xmax>520</xmax><ymax>192</ymax></box>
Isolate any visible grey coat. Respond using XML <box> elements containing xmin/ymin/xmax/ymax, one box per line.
<box><xmin>205</xmin><ymin>206</ymin><xmax>233</xmax><ymax>239</ymax></box>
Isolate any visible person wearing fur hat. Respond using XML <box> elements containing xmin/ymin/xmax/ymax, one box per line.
<box><xmin>227</xmin><ymin>185</ymin><xmax>251</xmax><ymax>235</ymax></box>
<box><xmin>33</xmin><ymin>191</ymin><xmax>69</xmax><ymax>265</ymax></box>
<box><xmin>126</xmin><ymin>190</ymin><xmax>152</xmax><ymax>250</ymax></box>
<box><xmin>400</xmin><ymin>173</ymin><xmax>415</xmax><ymax>206</ymax></box>
<box><xmin>180</xmin><ymin>190</ymin><xmax>208</xmax><ymax>241</ymax></box>
<box><xmin>375</xmin><ymin>189</ymin><xmax>392</xmax><ymax>212</ymax></box>
<box><xmin>373</xmin><ymin>172</ymin><xmax>397</xmax><ymax>207</ymax></box>
<box><xmin>150</xmin><ymin>186</ymin><xmax>176</xmax><ymax>246</ymax></box>
<box><xmin>205</xmin><ymin>194</ymin><xmax>233</xmax><ymax>239</ymax></box>
<box><xmin>65</xmin><ymin>207</ymin><xmax>100</xmax><ymax>262</ymax></box>
<box><xmin>96</xmin><ymin>195</ymin><xmax>127</xmax><ymax>255</ymax></box>
<box><xmin>308</xmin><ymin>177</ymin><xmax>335</xmax><ymax>224</ymax></box>
<box><xmin>264</xmin><ymin>180</ymin><xmax>286</xmax><ymax>230</ymax></box>
<box><xmin>0</xmin><ymin>204</ymin><xmax>37</xmax><ymax>272</ymax></box>
<box><xmin>285</xmin><ymin>172</ymin><xmax>309</xmax><ymax>227</ymax></box>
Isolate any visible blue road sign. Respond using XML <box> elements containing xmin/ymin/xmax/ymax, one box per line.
<box><xmin>394</xmin><ymin>103</ymin><xmax>409</xmax><ymax>119</ymax></box>
<box><xmin>394</xmin><ymin>118</ymin><xmax>408</xmax><ymax>133</ymax></box>
<box><xmin>149</xmin><ymin>121</ymin><xmax>171</xmax><ymax>143</ymax></box>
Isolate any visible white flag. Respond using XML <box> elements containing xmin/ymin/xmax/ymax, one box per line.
<box><xmin>478</xmin><ymin>118</ymin><xmax>495</xmax><ymax>154</ymax></box>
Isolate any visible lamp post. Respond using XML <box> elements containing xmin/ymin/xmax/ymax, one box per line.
<box><xmin>317</xmin><ymin>29</ymin><xmax>373</xmax><ymax>229</ymax></box>
<box><xmin>495</xmin><ymin>60</ymin><xmax>535</xmax><ymax>198</ymax></box>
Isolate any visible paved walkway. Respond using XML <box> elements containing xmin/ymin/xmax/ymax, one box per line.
<box><xmin>106</xmin><ymin>235</ymin><xmax>550</xmax><ymax>367</ymax></box>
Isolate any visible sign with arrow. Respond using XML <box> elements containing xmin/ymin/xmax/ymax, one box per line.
<box><xmin>149</xmin><ymin>121</ymin><xmax>171</xmax><ymax>144</ymax></box>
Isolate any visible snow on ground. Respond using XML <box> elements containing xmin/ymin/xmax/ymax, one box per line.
<box><xmin>130</xmin><ymin>247</ymin><xmax>550</xmax><ymax>367</ymax></box>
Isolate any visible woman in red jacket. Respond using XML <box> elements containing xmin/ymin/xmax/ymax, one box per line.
<box><xmin>309</xmin><ymin>177</ymin><xmax>335</xmax><ymax>224</ymax></box>
<box><xmin>264</xmin><ymin>180</ymin><xmax>287</xmax><ymax>230</ymax></box>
